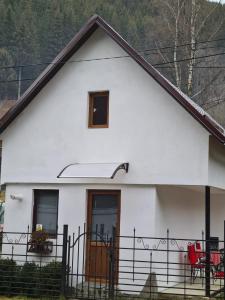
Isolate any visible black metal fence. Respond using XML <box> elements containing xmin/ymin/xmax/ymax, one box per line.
<box><xmin>0</xmin><ymin>225</ymin><xmax>224</xmax><ymax>299</ymax></box>
<box><xmin>0</xmin><ymin>225</ymin><xmax>67</xmax><ymax>298</ymax></box>
<box><xmin>66</xmin><ymin>226</ymin><xmax>225</xmax><ymax>300</ymax></box>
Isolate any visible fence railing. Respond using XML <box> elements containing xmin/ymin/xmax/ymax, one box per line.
<box><xmin>0</xmin><ymin>226</ymin><xmax>67</xmax><ymax>298</ymax></box>
<box><xmin>0</xmin><ymin>226</ymin><xmax>223</xmax><ymax>299</ymax></box>
<box><xmin>66</xmin><ymin>226</ymin><xmax>225</xmax><ymax>300</ymax></box>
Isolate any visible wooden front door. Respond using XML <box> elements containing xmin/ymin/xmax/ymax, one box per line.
<box><xmin>86</xmin><ymin>190</ymin><xmax>120</xmax><ymax>282</ymax></box>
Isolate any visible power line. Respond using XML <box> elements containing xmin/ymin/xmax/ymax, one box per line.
<box><xmin>0</xmin><ymin>50</ymin><xmax>225</xmax><ymax>85</ymax></box>
<box><xmin>139</xmin><ymin>37</ymin><xmax>225</xmax><ymax>53</ymax></box>
<box><xmin>1</xmin><ymin>64</ymin><xmax>225</xmax><ymax>85</ymax></box>
<box><xmin>147</xmin><ymin>45</ymin><xmax>225</xmax><ymax>56</ymax></box>
<box><xmin>156</xmin><ymin>65</ymin><xmax>225</xmax><ymax>69</ymax></box>
<box><xmin>0</xmin><ymin>49</ymin><xmax>224</xmax><ymax>73</ymax></box>
<box><xmin>0</xmin><ymin>37</ymin><xmax>224</xmax><ymax>71</ymax></box>
<box><xmin>153</xmin><ymin>51</ymin><xmax>225</xmax><ymax>66</ymax></box>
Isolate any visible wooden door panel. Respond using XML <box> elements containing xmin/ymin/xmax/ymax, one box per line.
<box><xmin>86</xmin><ymin>244</ymin><xmax>110</xmax><ymax>280</ymax></box>
<box><xmin>86</xmin><ymin>190</ymin><xmax>120</xmax><ymax>282</ymax></box>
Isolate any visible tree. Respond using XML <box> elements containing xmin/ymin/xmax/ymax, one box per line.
<box><xmin>154</xmin><ymin>0</ymin><xmax>225</xmax><ymax>105</ymax></box>
<box><xmin>0</xmin><ymin>48</ymin><xmax>17</xmax><ymax>100</ymax></box>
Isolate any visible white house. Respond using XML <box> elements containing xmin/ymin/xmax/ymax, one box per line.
<box><xmin>1</xmin><ymin>15</ymin><xmax>225</xmax><ymax>296</ymax></box>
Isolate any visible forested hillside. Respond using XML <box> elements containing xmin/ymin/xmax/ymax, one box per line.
<box><xmin>1</xmin><ymin>0</ymin><xmax>225</xmax><ymax>124</ymax></box>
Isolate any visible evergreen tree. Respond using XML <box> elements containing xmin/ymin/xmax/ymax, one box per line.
<box><xmin>0</xmin><ymin>48</ymin><xmax>17</xmax><ymax>99</ymax></box>
<box><xmin>0</xmin><ymin>0</ymin><xmax>224</xmax><ymax>126</ymax></box>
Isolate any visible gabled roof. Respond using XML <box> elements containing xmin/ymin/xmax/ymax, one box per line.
<box><xmin>0</xmin><ymin>15</ymin><xmax>225</xmax><ymax>143</ymax></box>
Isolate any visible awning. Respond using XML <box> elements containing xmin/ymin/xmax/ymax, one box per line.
<box><xmin>57</xmin><ymin>162</ymin><xmax>129</xmax><ymax>179</ymax></box>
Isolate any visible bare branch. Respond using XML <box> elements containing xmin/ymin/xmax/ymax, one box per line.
<box><xmin>154</xmin><ymin>41</ymin><xmax>176</xmax><ymax>82</ymax></box>
<box><xmin>164</xmin><ymin>1</ymin><xmax>176</xmax><ymax>19</ymax></box>
<box><xmin>208</xmin><ymin>18</ymin><xmax>225</xmax><ymax>41</ymax></box>
<box><xmin>154</xmin><ymin>41</ymin><xmax>170</xmax><ymax>64</ymax></box>
<box><xmin>187</xmin><ymin>0</ymin><xmax>196</xmax><ymax>96</ymax></box>
<box><xmin>164</xmin><ymin>16</ymin><xmax>174</xmax><ymax>34</ymax></box>
<box><xmin>192</xmin><ymin>70</ymin><xmax>222</xmax><ymax>100</ymax></box>
<box><xmin>204</xmin><ymin>95</ymin><xmax>225</xmax><ymax>110</ymax></box>
<box><xmin>196</xmin><ymin>0</ymin><xmax>221</xmax><ymax>38</ymax></box>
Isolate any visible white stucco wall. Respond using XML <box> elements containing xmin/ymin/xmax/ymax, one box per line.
<box><xmin>2</xmin><ymin>183</ymin><xmax>156</xmax><ymax>291</ymax></box>
<box><xmin>156</xmin><ymin>186</ymin><xmax>205</xmax><ymax>240</ymax></box>
<box><xmin>153</xmin><ymin>185</ymin><xmax>225</xmax><ymax>291</ymax></box>
<box><xmin>1</xmin><ymin>28</ymin><xmax>209</xmax><ymax>186</ymax></box>
<box><xmin>3</xmin><ymin>183</ymin><xmax>156</xmax><ymax>249</ymax></box>
<box><xmin>209</xmin><ymin>137</ymin><xmax>225</xmax><ymax>189</ymax></box>
<box><xmin>155</xmin><ymin>185</ymin><xmax>225</xmax><ymax>240</ymax></box>
<box><xmin>4</xmin><ymin>184</ymin><xmax>155</xmax><ymax>234</ymax></box>
<box><xmin>3</xmin><ymin>183</ymin><xmax>225</xmax><ymax>291</ymax></box>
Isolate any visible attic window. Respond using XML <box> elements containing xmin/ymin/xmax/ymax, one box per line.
<box><xmin>88</xmin><ymin>91</ymin><xmax>109</xmax><ymax>128</ymax></box>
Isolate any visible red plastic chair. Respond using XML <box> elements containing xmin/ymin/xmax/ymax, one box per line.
<box><xmin>195</xmin><ymin>241</ymin><xmax>201</xmax><ymax>250</ymax></box>
<box><xmin>187</xmin><ymin>243</ymin><xmax>205</xmax><ymax>283</ymax></box>
<box><xmin>195</xmin><ymin>241</ymin><xmax>205</xmax><ymax>259</ymax></box>
<box><xmin>213</xmin><ymin>271</ymin><xmax>224</xmax><ymax>279</ymax></box>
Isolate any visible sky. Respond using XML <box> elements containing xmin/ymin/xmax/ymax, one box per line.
<box><xmin>209</xmin><ymin>0</ymin><xmax>225</xmax><ymax>3</ymax></box>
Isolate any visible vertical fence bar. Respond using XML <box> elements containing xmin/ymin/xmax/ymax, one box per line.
<box><xmin>55</xmin><ymin>225</ymin><xmax>58</xmax><ymax>261</ymax></box>
<box><xmin>100</xmin><ymin>229</ymin><xmax>103</xmax><ymax>299</ymax></box>
<box><xmin>109</xmin><ymin>227</ymin><xmax>116</xmax><ymax>300</ymax></box>
<box><xmin>106</xmin><ymin>233</ymin><xmax>109</xmax><ymax>300</ymax></box>
<box><xmin>82</xmin><ymin>224</ymin><xmax>86</xmax><ymax>297</ymax></box>
<box><xmin>94</xmin><ymin>224</ymin><xmax>98</xmax><ymax>299</ymax></box>
<box><xmin>11</xmin><ymin>244</ymin><xmax>14</xmax><ymax>260</ymax></box>
<box><xmin>111</xmin><ymin>227</ymin><xmax>116</xmax><ymax>300</ymax></box>
<box><xmin>87</xmin><ymin>227</ymin><xmax>91</xmax><ymax>299</ymax></box>
<box><xmin>61</xmin><ymin>224</ymin><xmax>68</xmax><ymax>297</ymax></box>
<box><xmin>25</xmin><ymin>225</ymin><xmax>29</xmax><ymax>262</ymax></box>
<box><xmin>108</xmin><ymin>236</ymin><xmax>112</xmax><ymax>298</ymax></box>
<box><xmin>76</xmin><ymin>226</ymin><xmax>80</xmax><ymax>295</ymax></box>
<box><xmin>67</xmin><ymin>235</ymin><xmax>71</xmax><ymax>296</ymax></box>
<box><xmin>167</xmin><ymin>229</ymin><xmax>169</xmax><ymax>284</ymax></box>
<box><xmin>205</xmin><ymin>186</ymin><xmax>211</xmax><ymax>297</ymax></box>
<box><xmin>184</xmin><ymin>254</ymin><xmax>186</xmax><ymax>300</ymax></box>
<box><xmin>150</xmin><ymin>252</ymin><xmax>152</xmax><ymax>300</ymax></box>
<box><xmin>224</xmin><ymin>220</ymin><xmax>225</xmax><ymax>300</ymax></box>
<box><xmin>133</xmin><ymin>227</ymin><xmax>136</xmax><ymax>281</ymax></box>
<box><xmin>202</xmin><ymin>230</ymin><xmax>205</xmax><ymax>251</ymax></box>
<box><xmin>71</xmin><ymin>232</ymin><xmax>75</xmax><ymax>295</ymax></box>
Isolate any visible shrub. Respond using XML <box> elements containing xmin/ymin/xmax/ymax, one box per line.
<box><xmin>39</xmin><ymin>261</ymin><xmax>62</xmax><ymax>297</ymax></box>
<box><xmin>19</xmin><ymin>262</ymin><xmax>39</xmax><ymax>296</ymax></box>
<box><xmin>0</xmin><ymin>258</ymin><xmax>18</xmax><ymax>295</ymax></box>
<box><xmin>0</xmin><ymin>259</ymin><xmax>62</xmax><ymax>298</ymax></box>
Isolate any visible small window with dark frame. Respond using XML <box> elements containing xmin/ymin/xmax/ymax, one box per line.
<box><xmin>33</xmin><ymin>190</ymin><xmax>59</xmax><ymax>238</ymax></box>
<box><xmin>88</xmin><ymin>91</ymin><xmax>109</xmax><ymax>128</ymax></box>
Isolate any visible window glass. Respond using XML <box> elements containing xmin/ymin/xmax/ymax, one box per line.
<box><xmin>91</xmin><ymin>194</ymin><xmax>117</xmax><ymax>241</ymax></box>
<box><xmin>92</xmin><ymin>95</ymin><xmax>108</xmax><ymax>125</ymax></box>
<box><xmin>33</xmin><ymin>190</ymin><xmax>58</xmax><ymax>236</ymax></box>
<box><xmin>0</xmin><ymin>203</ymin><xmax>4</xmax><ymax>224</ymax></box>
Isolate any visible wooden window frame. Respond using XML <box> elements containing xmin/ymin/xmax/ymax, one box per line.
<box><xmin>32</xmin><ymin>189</ymin><xmax>59</xmax><ymax>239</ymax></box>
<box><xmin>88</xmin><ymin>91</ymin><xmax>109</xmax><ymax>128</ymax></box>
